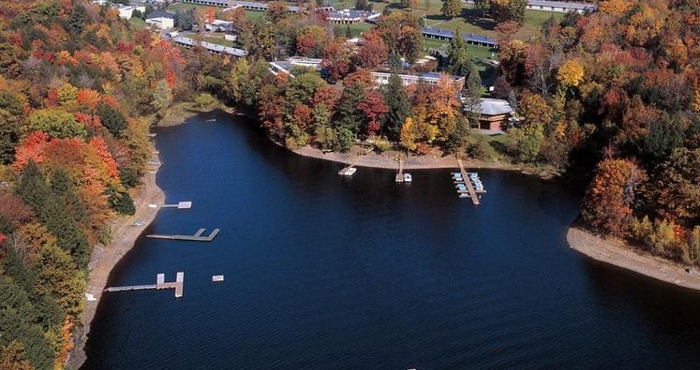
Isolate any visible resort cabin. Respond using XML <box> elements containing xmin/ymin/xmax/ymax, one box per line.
<box><xmin>325</xmin><ymin>9</ymin><xmax>381</xmax><ymax>24</ymax></box>
<box><xmin>371</xmin><ymin>72</ymin><xmax>466</xmax><ymax>90</ymax></box>
<box><xmin>464</xmin><ymin>98</ymin><xmax>515</xmax><ymax>132</ymax></box>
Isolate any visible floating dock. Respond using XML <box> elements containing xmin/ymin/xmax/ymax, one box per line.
<box><xmin>338</xmin><ymin>165</ymin><xmax>356</xmax><ymax>176</ymax></box>
<box><xmin>147</xmin><ymin>228</ymin><xmax>220</xmax><ymax>242</ymax></box>
<box><xmin>161</xmin><ymin>201</ymin><xmax>193</xmax><ymax>209</ymax></box>
<box><xmin>455</xmin><ymin>158</ymin><xmax>486</xmax><ymax>205</ymax></box>
<box><xmin>105</xmin><ymin>272</ymin><xmax>184</xmax><ymax>298</ymax></box>
<box><xmin>212</xmin><ymin>275</ymin><xmax>224</xmax><ymax>282</ymax></box>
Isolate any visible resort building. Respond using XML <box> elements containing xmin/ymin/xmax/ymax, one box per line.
<box><xmin>326</xmin><ymin>9</ymin><xmax>381</xmax><ymax>24</ymax></box>
<box><xmin>269</xmin><ymin>57</ymin><xmax>324</xmax><ymax>77</ymax></box>
<box><xmin>117</xmin><ymin>5</ymin><xmax>145</xmax><ymax>20</ymax></box>
<box><xmin>171</xmin><ymin>36</ymin><xmax>248</xmax><ymax>57</ymax></box>
<box><xmin>371</xmin><ymin>72</ymin><xmax>466</xmax><ymax>90</ymax></box>
<box><xmin>145</xmin><ymin>10</ymin><xmax>176</xmax><ymax>30</ymax></box>
<box><xmin>526</xmin><ymin>0</ymin><xmax>597</xmax><ymax>13</ymax></box>
<box><xmin>180</xmin><ymin>0</ymin><xmax>231</xmax><ymax>6</ymax></box>
<box><xmin>464</xmin><ymin>98</ymin><xmax>515</xmax><ymax>132</ymax></box>
<box><xmin>421</xmin><ymin>27</ymin><xmax>498</xmax><ymax>48</ymax></box>
<box><xmin>462</xmin><ymin>0</ymin><xmax>597</xmax><ymax>13</ymax></box>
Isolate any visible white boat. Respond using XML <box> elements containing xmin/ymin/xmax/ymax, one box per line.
<box><xmin>343</xmin><ymin>167</ymin><xmax>357</xmax><ymax>176</ymax></box>
<box><xmin>403</xmin><ymin>173</ymin><xmax>412</xmax><ymax>182</ymax></box>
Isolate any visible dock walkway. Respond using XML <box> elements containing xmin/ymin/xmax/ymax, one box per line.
<box><xmin>105</xmin><ymin>272</ymin><xmax>184</xmax><ymax>298</ymax></box>
<box><xmin>457</xmin><ymin>158</ymin><xmax>484</xmax><ymax>205</ymax></box>
<box><xmin>147</xmin><ymin>228</ymin><xmax>220</xmax><ymax>241</ymax></box>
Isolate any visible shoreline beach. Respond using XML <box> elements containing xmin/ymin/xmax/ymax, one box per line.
<box><xmin>567</xmin><ymin>227</ymin><xmax>700</xmax><ymax>291</ymax></box>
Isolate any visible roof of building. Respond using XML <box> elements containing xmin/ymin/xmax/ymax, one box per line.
<box><xmin>528</xmin><ymin>0</ymin><xmax>597</xmax><ymax>10</ymax></box>
<box><xmin>172</xmin><ymin>36</ymin><xmax>247</xmax><ymax>57</ymax></box>
<box><xmin>146</xmin><ymin>10</ymin><xmax>175</xmax><ymax>19</ymax></box>
<box><xmin>327</xmin><ymin>9</ymin><xmax>380</xmax><ymax>19</ymax></box>
<box><xmin>420</xmin><ymin>27</ymin><xmax>497</xmax><ymax>47</ymax></box>
<box><xmin>471</xmin><ymin>98</ymin><xmax>514</xmax><ymax>116</ymax></box>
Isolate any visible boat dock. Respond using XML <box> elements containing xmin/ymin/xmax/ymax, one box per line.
<box><xmin>338</xmin><ymin>165</ymin><xmax>355</xmax><ymax>176</ymax></box>
<box><xmin>147</xmin><ymin>228</ymin><xmax>220</xmax><ymax>241</ymax></box>
<box><xmin>454</xmin><ymin>158</ymin><xmax>486</xmax><ymax>205</ymax></box>
<box><xmin>395</xmin><ymin>157</ymin><xmax>405</xmax><ymax>182</ymax></box>
<box><xmin>161</xmin><ymin>201</ymin><xmax>193</xmax><ymax>209</ymax></box>
<box><xmin>105</xmin><ymin>272</ymin><xmax>184</xmax><ymax>298</ymax></box>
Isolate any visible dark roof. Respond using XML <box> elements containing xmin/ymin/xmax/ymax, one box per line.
<box><xmin>146</xmin><ymin>10</ymin><xmax>176</xmax><ymax>19</ymax></box>
<box><xmin>420</xmin><ymin>27</ymin><xmax>497</xmax><ymax>47</ymax></box>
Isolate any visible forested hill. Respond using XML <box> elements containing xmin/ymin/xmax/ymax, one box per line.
<box><xmin>496</xmin><ymin>0</ymin><xmax>699</xmax><ymax>261</ymax></box>
<box><xmin>0</xmin><ymin>1</ymin><xmax>188</xmax><ymax>369</ymax></box>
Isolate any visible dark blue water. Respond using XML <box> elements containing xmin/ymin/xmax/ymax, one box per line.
<box><xmin>83</xmin><ymin>111</ymin><xmax>700</xmax><ymax>370</ymax></box>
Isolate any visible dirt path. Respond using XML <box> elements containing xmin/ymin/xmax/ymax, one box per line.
<box><xmin>66</xmin><ymin>161</ymin><xmax>165</xmax><ymax>369</ymax></box>
<box><xmin>567</xmin><ymin>227</ymin><xmax>700</xmax><ymax>291</ymax></box>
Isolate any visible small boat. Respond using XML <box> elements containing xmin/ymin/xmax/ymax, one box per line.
<box><xmin>403</xmin><ymin>173</ymin><xmax>412</xmax><ymax>182</ymax></box>
<box><xmin>342</xmin><ymin>167</ymin><xmax>357</xmax><ymax>176</ymax></box>
<box><xmin>205</xmin><ymin>118</ymin><xmax>217</xmax><ymax>122</ymax></box>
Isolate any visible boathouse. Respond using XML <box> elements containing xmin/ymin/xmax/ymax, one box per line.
<box><xmin>464</xmin><ymin>98</ymin><xmax>515</xmax><ymax>132</ymax></box>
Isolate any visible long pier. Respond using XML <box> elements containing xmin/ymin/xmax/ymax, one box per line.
<box><xmin>456</xmin><ymin>158</ymin><xmax>486</xmax><ymax>205</ymax></box>
<box><xmin>395</xmin><ymin>157</ymin><xmax>405</xmax><ymax>183</ymax></box>
<box><xmin>105</xmin><ymin>272</ymin><xmax>184</xmax><ymax>298</ymax></box>
<box><xmin>147</xmin><ymin>228</ymin><xmax>220</xmax><ymax>241</ymax></box>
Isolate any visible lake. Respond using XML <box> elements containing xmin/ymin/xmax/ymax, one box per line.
<box><xmin>83</xmin><ymin>111</ymin><xmax>700</xmax><ymax>370</ymax></box>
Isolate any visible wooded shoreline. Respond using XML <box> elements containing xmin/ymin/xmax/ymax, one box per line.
<box><xmin>66</xmin><ymin>153</ymin><xmax>165</xmax><ymax>370</ymax></box>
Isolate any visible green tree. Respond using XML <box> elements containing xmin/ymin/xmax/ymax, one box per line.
<box><xmin>447</xmin><ymin>29</ymin><xmax>471</xmax><ymax>77</ymax></box>
<box><xmin>335</xmin><ymin>83</ymin><xmax>366</xmax><ymax>135</ymax></box>
<box><xmin>382</xmin><ymin>74</ymin><xmax>412</xmax><ymax>141</ymax></box>
<box><xmin>442</xmin><ymin>0</ymin><xmax>462</xmax><ymax>18</ymax></box>
<box><xmin>0</xmin><ymin>91</ymin><xmax>26</xmax><ymax>164</ymax></box>
<box><xmin>96</xmin><ymin>103</ymin><xmax>127</xmax><ymax>138</ymax></box>
<box><xmin>151</xmin><ymin>80</ymin><xmax>172</xmax><ymax>119</ymax></box>
<box><xmin>23</xmin><ymin>109</ymin><xmax>86</xmax><ymax>140</ymax></box>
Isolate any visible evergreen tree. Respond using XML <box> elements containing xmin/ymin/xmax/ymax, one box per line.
<box><xmin>96</xmin><ymin>103</ymin><xmax>127</xmax><ymax>138</ymax></box>
<box><xmin>382</xmin><ymin>74</ymin><xmax>412</xmax><ymax>141</ymax></box>
<box><xmin>345</xmin><ymin>25</ymin><xmax>352</xmax><ymax>39</ymax></box>
<box><xmin>335</xmin><ymin>83</ymin><xmax>366</xmax><ymax>135</ymax></box>
<box><xmin>462</xmin><ymin>62</ymin><xmax>483</xmax><ymax>114</ymax></box>
<box><xmin>447</xmin><ymin>28</ymin><xmax>471</xmax><ymax>77</ymax></box>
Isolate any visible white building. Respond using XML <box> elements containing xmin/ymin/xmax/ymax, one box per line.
<box><xmin>145</xmin><ymin>10</ymin><xmax>176</xmax><ymax>30</ymax></box>
<box><xmin>370</xmin><ymin>72</ymin><xmax>465</xmax><ymax>89</ymax></box>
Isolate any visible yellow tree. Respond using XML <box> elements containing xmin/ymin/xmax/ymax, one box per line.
<box><xmin>400</xmin><ymin>117</ymin><xmax>418</xmax><ymax>151</ymax></box>
<box><xmin>556</xmin><ymin>59</ymin><xmax>584</xmax><ymax>88</ymax></box>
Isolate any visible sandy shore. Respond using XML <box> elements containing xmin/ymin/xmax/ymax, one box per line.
<box><xmin>293</xmin><ymin>146</ymin><xmax>526</xmax><ymax>171</ymax></box>
<box><xmin>66</xmin><ymin>159</ymin><xmax>165</xmax><ymax>369</ymax></box>
<box><xmin>567</xmin><ymin>227</ymin><xmax>700</xmax><ymax>291</ymax></box>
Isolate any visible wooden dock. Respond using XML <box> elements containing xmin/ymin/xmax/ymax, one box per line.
<box><xmin>105</xmin><ymin>272</ymin><xmax>184</xmax><ymax>298</ymax></box>
<box><xmin>147</xmin><ymin>228</ymin><xmax>220</xmax><ymax>241</ymax></box>
<box><xmin>395</xmin><ymin>157</ymin><xmax>405</xmax><ymax>183</ymax></box>
<box><xmin>161</xmin><ymin>201</ymin><xmax>192</xmax><ymax>209</ymax></box>
<box><xmin>457</xmin><ymin>158</ymin><xmax>483</xmax><ymax>205</ymax></box>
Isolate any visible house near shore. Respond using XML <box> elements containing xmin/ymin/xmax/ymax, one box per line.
<box><xmin>464</xmin><ymin>98</ymin><xmax>516</xmax><ymax>132</ymax></box>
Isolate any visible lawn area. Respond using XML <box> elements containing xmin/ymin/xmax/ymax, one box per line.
<box><xmin>335</xmin><ymin>22</ymin><xmax>373</xmax><ymax>38</ymax></box>
<box><xmin>129</xmin><ymin>17</ymin><xmax>146</xmax><ymax>30</ymax></box>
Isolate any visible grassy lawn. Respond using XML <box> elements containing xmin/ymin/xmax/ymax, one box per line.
<box><xmin>129</xmin><ymin>17</ymin><xmax>146</xmax><ymax>30</ymax></box>
<box><xmin>202</xmin><ymin>34</ymin><xmax>236</xmax><ymax>47</ymax></box>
